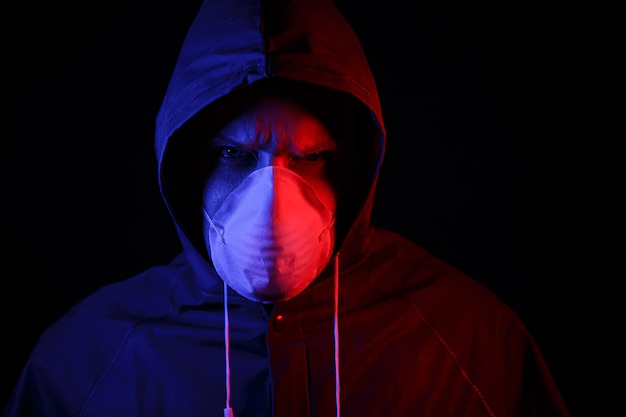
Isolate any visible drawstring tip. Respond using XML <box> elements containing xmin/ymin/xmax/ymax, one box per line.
<box><xmin>224</xmin><ymin>407</ymin><xmax>234</xmax><ymax>417</ymax></box>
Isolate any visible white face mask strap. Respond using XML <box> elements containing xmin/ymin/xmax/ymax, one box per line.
<box><xmin>319</xmin><ymin>216</ymin><xmax>337</xmax><ymax>242</ymax></box>
<box><xmin>203</xmin><ymin>207</ymin><xmax>226</xmax><ymax>243</ymax></box>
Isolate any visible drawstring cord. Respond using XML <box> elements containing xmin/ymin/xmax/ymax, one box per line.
<box><xmin>222</xmin><ymin>253</ymin><xmax>342</xmax><ymax>417</ymax></box>
<box><xmin>333</xmin><ymin>252</ymin><xmax>341</xmax><ymax>417</ymax></box>
<box><xmin>223</xmin><ymin>281</ymin><xmax>234</xmax><ymax>417</ymax></box>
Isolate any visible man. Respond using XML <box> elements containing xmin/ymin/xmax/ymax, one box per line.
<box><xmin>3</xmin><ymin>0</ymin><xmax>570</xmax><ymax>416</ymax></box>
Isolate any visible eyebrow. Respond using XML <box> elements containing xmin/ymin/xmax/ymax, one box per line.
<box><xmin>211</xmin><ymin>133</ymin><xmax>257</xmax><ymax>151</ymax></box>
<box><xmin>289</xmin><ymin>140</ymin><xmax>338</xmax><ymax>154</ymax></box>
<box><xmin>288</xmin><ymin>126</ymin><xmax>339</xmax><ymax>154</ymax></box>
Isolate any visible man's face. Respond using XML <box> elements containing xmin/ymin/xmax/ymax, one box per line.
<box><xmin>201</xmin><ymin>95</ymin><xmax>341</xmax><ymax>219</ymax></box>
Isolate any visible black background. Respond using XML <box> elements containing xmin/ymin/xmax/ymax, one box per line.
<box><xmin>1</xmin><ymin>1</ymin><xmax>623</xmax><ymax>415</ymax></box>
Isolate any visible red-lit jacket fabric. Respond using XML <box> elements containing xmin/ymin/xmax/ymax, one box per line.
<box><xmin>3</xmin><ymin>0</ymin><xmax>570</xmax><ymax>416</ymax></box>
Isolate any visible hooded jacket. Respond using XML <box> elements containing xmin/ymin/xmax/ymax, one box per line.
<box><xmin>3</xmin><ymin>0</ymin><xmax>571</xmax><ymax>416</ymax></box>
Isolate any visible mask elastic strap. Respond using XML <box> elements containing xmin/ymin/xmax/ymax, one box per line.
<box><xmin>333</xmin><ymin>252</ymin><xmax>341</xmax><ymax>417</ymax></box>
<box><xmin>203</xmin><ymin>207</ymin><xmax>225</xmax><ymax>243</ymax></box>
<box><xmin>223</xmin><ymin>280</ymin><xmax>234</xmax><ymax>417</ymax></box>
<box><xmin>319</xmin><ymin>216</ymin><xmax>337</xmax><ymax>242</ymax></box>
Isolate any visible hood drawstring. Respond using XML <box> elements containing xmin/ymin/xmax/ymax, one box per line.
<box><xmin>222</xmin><ymin>253</ymin><xmax>342</xmax><ymax>417</ymax></box>
<box><xmin>333</xmin><ymin>252</ymin><xmax>341</xmax><ymax>417</ymax></box>
<box><xmin>223</xmin><ymin>280</ymin><xmax>234</xmax><ymax>417</ymax></box>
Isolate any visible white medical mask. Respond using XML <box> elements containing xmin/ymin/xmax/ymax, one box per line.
<box><xmin>202</xmin><ymin>166</ymin><xmax>335</xmax><ymax>303</ymax></box>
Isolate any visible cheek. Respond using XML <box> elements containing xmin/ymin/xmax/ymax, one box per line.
<box><xmin>313</xmin><ymin>183</ymin><xmax>338</xmax><ymax>214</ymax></box>
<box><xmin>296</xmin><ymin>167</ymin><xmax>339</xmax><ymax>213</ymax></box>
<box><xmin>202</xmin><ymin>171</ymin><xmax>245</xmax><ymax>216</ymax></box>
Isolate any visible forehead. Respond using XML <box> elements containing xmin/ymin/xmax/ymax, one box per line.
<box><xmin>217</xmin><ymin>95</ymin><xmax>338</xmax><ymax>151</ymax></box>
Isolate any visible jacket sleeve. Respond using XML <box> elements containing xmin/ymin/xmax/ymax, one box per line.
<box><xmin>480</xmin><ymin>305</ymin><xmax>571</xmax><ymax>417</ymax></box>
<box><xmin>515</xmin><ymin>336</ymin><xmax>571</xmax><ymax>417</ymax></box>
<box><xmin>3</xmin><ymin>362</ymin><xmax>51</xmax><ymax>417</ymax></box>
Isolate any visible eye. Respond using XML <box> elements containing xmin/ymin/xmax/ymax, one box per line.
<box><xmin>218</xmin><ymin>146</ymin><xmax>256</xmax><ymax>160</ymax></box>
<box><xmin>214</xmin><ymin>146</ymin><xmax>258</xmax><ymax>169</ymax></box>
<box><xmin>300</xmin><ymin>150</ymin><xmax>332</xmax><ymax>162</ymax></box>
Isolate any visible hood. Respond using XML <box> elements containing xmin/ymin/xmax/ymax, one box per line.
<box><xmin>154</xmin><ymin>0</ymin><xmax>386</xmax><ymax>297</ymax></box>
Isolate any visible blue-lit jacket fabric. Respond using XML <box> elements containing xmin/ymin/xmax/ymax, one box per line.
<box><xmin>3</xmin><ymin>0</ymin><xmax>570</xmax><ymax>416</ymax></box>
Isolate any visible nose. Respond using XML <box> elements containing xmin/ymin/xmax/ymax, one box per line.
<box><xmin>258</xmin><ymin>152</ymin><xmax>291</xmax><ymax>169</ymax></box>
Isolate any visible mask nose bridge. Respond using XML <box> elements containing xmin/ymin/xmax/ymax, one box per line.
<box><xmin>270</xmin><ymin>154</ymin><xmax>291</xmax><ymax>168</ymax></box>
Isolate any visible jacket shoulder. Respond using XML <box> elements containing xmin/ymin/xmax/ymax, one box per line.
<box><xmin>5</xmin><ymin>257</ymin><xmax>192</xmax><ymax>416</ymax></box>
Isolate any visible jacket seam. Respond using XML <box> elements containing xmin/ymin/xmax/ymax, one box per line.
<box><xmin>407</xmin><ymin>300</ymin><xmax>498</xmax><ymax>417</ymax></box>
<box><xmin>77</xmin><ymin>324</ymin><xmax>136</xmax><ymax>417</ymax></box>
<box><xmin>163</xmin><ymin>63</ymin><xmax>266</xmax><ymax>130</ymax></box>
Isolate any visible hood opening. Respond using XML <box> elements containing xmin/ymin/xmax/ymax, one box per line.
<box><xmin>160</xmin><ymin>77</ymin><xmax>382</xmax><ymax>266</ymax></box>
